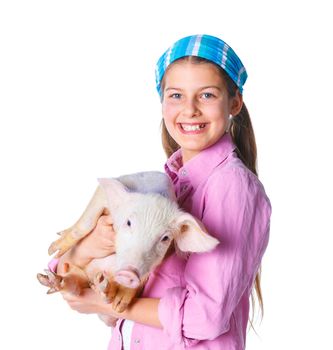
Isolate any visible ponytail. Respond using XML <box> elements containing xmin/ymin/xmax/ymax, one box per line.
<box><xmin>230</xmin><ymin>103</ymin><xmax>257</xmax><ymax>176</ymax></box>
<box><xmin>161</xmin><ymin>119</ymin><xmax>180</xmax><ymax>158</ymax></box>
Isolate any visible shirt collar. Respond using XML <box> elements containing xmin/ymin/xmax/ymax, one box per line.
<box><xmin>165</xmin><ymin>133</ymin><xmax>237</xmax><ymax>189</ymax></box>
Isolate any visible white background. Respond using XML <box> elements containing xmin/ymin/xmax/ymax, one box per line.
<box><xmin>0</xmin><ymin>0</ymin><xmax>332</xmax><ymax>349</ymax></box>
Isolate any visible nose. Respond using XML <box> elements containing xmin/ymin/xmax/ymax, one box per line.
<box><xmin>182</xmin><ymin>98</ymin><xmax>200</xmax><ymax>118</ymax></box>
<box><xmin>114</xmin><ymin>266</ymin><xmax>141</xmax><ymax>289</ymax></box>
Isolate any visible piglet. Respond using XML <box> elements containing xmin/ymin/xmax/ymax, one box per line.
<box><xmin>37</xmin><ymin>171</ymin><xmax>219</xmax><ymax>314</ymax></box>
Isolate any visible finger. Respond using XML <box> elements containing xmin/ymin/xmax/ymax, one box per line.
<box><xmin>68</xmin><ymin>302</ymin><xmax>81</xmax><ymax>311</ymax></box>
<box><xmin>100</xmin><ymin>225</ymin><xmax>116</xmax><ymax>238</ymax></box>
<box><xmin>102</xmin><ymin>208</ymin><xmax>110</xmax><ymax>216</ymax></box>
<box><xmin>61</xmin><ymin>292</ymin><xmax>78</xmax><ymax>302</ymax></box>
<box><xmin>98</xmin><ymin>214</ymin><xmax>113</xmax><ymax>226</ymax></box>
<box><xmin>104</xmin><ymin>215</ymin><xmax>113</xmax><ymax>225</ymax></box>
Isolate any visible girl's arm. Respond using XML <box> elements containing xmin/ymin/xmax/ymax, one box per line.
<box><xmin>62</xmin><ymin>288</ymin><xmax>162</xmax><ymax>328</ymax></box>
<box><xmin>120</xmin><ymin>298</ymin><xmax>162</xmax><ymax>328</ymax></box>
<box><xmin>157</xmin><ymin>168</ymin><xmax>271</xmax><ymax>344</ymax></box>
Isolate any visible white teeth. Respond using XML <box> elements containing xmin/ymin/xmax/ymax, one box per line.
<box><xmin>182</xmin><ymin>124</ymin><xmax>205</xmax><ymax>131</ymax></box>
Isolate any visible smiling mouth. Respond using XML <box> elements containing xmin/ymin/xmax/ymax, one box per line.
<box><xmin>180</xmin><ymin>123</ymin><xmax>206</xmax><ymax>131</ymax></box>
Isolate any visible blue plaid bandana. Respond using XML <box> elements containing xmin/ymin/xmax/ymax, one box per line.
<box><xmin>155</xmin><ymin>34</ymin><xmax>247</xmax><ymax>96</ymax></box>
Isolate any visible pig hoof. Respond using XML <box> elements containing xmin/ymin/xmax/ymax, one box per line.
<box><xmin>113</xmin><ymin>300</ymin><xmax>128</xmax><ymax>313</ymax></box>
<box><xmin>37</xmin><ymin>273</ymin><xmax>50</xmax><ymax>287</ymax></box>
<box><xmin>94</xmin><ymin>272</ymin><xmax>111</xmax><ymax>302</ymax></box>
<box><xmin>94</xmin><ymin>272</ymin><xmax>109</xmax><ymax>291</ymax></box>
<box><xmin>48</xmin><ymin>240</ymin><xmax>65</xmax><ymax>257</ymax></box>
<box><xmin>37</xmin><ymin>269</ymin><xmax>63</xmax><ymax>293</ymax></box>
<box><xmin>48</xmin><ymin>235</ymin><xmax>73</xmax><ymax>257</ymax></box>
<box><xmin>112</xmin><ymin>294</ymin><xmax>129</xmax><ymax>313</ymax></box>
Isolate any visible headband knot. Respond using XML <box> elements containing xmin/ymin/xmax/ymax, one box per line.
<box><xmin>155</xmin><ymin>34</ymin><xmax>247</xmax><ymax>96</ymax></box>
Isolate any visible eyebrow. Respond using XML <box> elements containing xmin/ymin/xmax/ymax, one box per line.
<box><xmin>199</xmin><ymin>85</ymin><xmax>222</xmax><ymax>91</ymax></box>
<box><xmin>165</xmin><ymin>85</ymin><xmax>222</xmax><ymax>91</ymax></box>
<box><xmin>165</xmin><ymin>87</ymin><xmax>182</xmax><ymax>91</ymax></box>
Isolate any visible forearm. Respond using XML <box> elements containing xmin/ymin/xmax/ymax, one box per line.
<box><xmin>101</xmin><ymin>297</ymin><xmax>162</xmax><ymax>329</ymax></box>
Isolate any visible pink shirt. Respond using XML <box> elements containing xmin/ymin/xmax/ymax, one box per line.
<box><xmin>109</xmin><ymin>133</ymin><xmax>271</xmax><ymax>350</ymax></box>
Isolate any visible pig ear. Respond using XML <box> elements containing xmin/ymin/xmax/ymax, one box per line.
<box><xmin>174</xmin><ymin>213</ymin><xmax>219</xmax><ymax>253</ymax></box>
<box><xmin>98</xmin><ymin>178</ymin><xmax>130</xmax><ymax>210</ymax></box>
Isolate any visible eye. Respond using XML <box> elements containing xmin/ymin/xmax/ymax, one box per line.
<box><xmin>160</xmin><ymin>235</ymin><xmax>170</xmax><ymax>242</ymax></box>
<box><xmin>170</xmin><ymin>93</ymin><xmax>182</xmax><ymax>99</ymax></box>
<box><xmin>127</xmin><ymin>220</ymin><xmax>131</xmax><ymax>227</ymax></box>
<box><xmin>201</xmin><ymin>92</ymin><xmax>214</xmax><ymax>99</ymax></box>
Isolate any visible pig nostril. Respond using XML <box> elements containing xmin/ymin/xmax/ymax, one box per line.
<box><xmin>96</xmin><ymin>272</ymin><xmax>104</xmax><ymax>284</ymax></box>
<box><xmin>115</xmin><ymin>268</ymin><xmax>140</xmax><ymax>289</ymax></box>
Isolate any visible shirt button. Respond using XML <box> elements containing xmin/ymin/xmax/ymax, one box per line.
<box><xmin>182</xmin><ymin>185</ymin><xmax>188</xmax><ymax>191</ymax></box>
<box><xmin>134</xmin><ymin>338</ymin><xmax>140</xmax><ymax>344</ymax></box>
<box><xmin>181</xmin><ymin>169</ymin><xmax>187</xmax><ymax>176</ymax></box>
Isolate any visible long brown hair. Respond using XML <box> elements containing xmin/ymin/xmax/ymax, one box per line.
<box><xmin>160</xmin><ymin>56</ymin><xmax>264</xmax><ymax>322</ymax></box>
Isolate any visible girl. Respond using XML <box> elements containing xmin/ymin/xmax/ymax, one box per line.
<box><xmin>59</xmin><ymin>34</ymin><xmax>272</xmax><ymax>350</ymax></box>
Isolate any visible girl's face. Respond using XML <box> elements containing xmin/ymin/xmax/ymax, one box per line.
<box><xmin>162</xmin><ymin>61</ymin><xmax>242</xmax><ymax>163</ymax></box>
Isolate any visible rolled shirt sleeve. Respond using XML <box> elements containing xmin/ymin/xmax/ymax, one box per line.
<box><xmin>158</xmin><ymin>166</ymin><xmax>271</xmax><ymax>345</ymax></box>
<box><xmin>48</xmin><ymin>258</ymin><xmax>59</xmax><ymax>273</ymax></box>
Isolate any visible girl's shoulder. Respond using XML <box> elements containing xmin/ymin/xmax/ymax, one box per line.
<box><xmin>204</xmin><ymin>152</ymin><xmax>268</xmax><ymax>200</ymax></box>
<box><xmin>200</xmin><ymin>154</ymin><xmax>271</xmax><ymax>228</ymax></box>
<box><xmin>209</xmin><ymin>152</ymin><xmax>257</xmax><ymax>183</ymax></box>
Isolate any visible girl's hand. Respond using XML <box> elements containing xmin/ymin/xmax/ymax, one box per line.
<box><xmin>98</xmin><ymin>314</ymin><xmax>119</xmax><ymax>327</ymax></box>
<box><xmin>61</xmin><ymin>288</ymin><xmax>117</xmax><ymax>317</ymax></box>
<box><xmin>63</xmin><ymin>289</ymin><xmax>163</xmax><ymax>329</ymax></box>
<box><xmin>74</xmin><ymin>214</ymin><xmax>116</xmax><ymax>261</ymax></box>
<box><xmin>58</xmin><ymin>214</ymin><xmax>116</xmax><ymax>272</ymax></box>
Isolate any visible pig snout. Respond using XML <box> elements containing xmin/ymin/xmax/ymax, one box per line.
<box><xmin>114</xmin><ymin>267</ymin><xmax>140</xmax><ymax>289</ymax></box>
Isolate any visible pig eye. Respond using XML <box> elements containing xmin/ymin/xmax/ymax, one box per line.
<box><xmin>161</xmin><ymin>235</ymin><xmax>170</xmax><ymax>242</ymax></box>
<box><xmin>127</xmin><ymin>220</ymin><xmax>131</xmax><ymax>227</ymax></box>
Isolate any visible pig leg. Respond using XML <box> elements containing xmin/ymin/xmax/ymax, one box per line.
<box><xmin>93</xmin><ymin>271</ymin><xmax>112</xmax><ymax>302</ymax></box>
<box><xmin>93</xmin><ymin>273</ymin><xmax>139</xmax><ymax>313</ymax></box>
<box><xmin>37</xmin><ymin>269</ymin><xmax>63</xmax><ymax>294</ymax></box>
<box><xmin>111</xmin><ymin>283</ymin><xmax>139</xmax><ymax>313</ymax></box>
<box><xmin>93</xmin><ymin>271</ymin><xmax>120</xmax><ymax>304</ymax></box>
<box><xmin>48</xmin><ymin>186</ymin><xmax>108</xmax><ymax>258</ymax></box>
<box><xmin>37</xmin><ymin>263</ymin><xmax>89</xmax><ymax>295</ymax></box>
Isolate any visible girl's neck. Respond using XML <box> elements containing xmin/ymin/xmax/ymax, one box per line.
<box><xmin>181</xmin><ymin>150</ymin><xmax>198</xmax><ymax>164</ymax></box>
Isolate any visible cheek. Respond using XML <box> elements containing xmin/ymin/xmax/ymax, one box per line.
<box><xmin>162</xmin><ymin>106</ymin><xmax>179</xmax><ymax>137</ymax></box>
<box><xmin>157</xmin><ymin>241</ymin><xmax>167</xmax><ymax>252</ymax></box>
<box><xmin>154</xmin><ymin>241</ymin><xmax>170</xmax><ymax>259</ymax></box>
<box><xmin>205</xmin><ymin>104</ymin><xmax>228</xmax><ymax>125</ymax></box>
<box><xmin>162</xmin><ymin>101</ymin><xmax>180</xmax><ymax>121</ymax></box>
